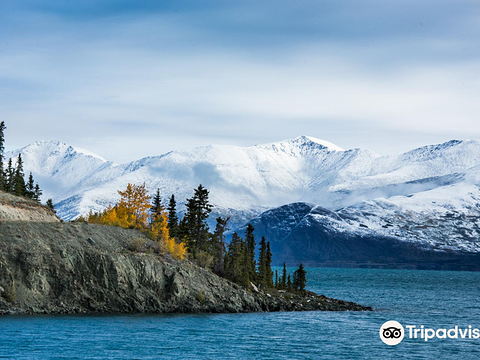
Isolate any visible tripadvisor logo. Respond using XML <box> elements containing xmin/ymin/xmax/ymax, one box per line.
<box><xmin>379</xmin><ymin>321</ymin><xmax>405</xmax><ymax>346</ymax></box>
<box><xmin>379</xmin><ymin>321</ymin><xmax>480</xmax><ymax>345</ymax></box>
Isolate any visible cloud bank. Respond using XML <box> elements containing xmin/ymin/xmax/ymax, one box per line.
<box><xmin>1</xmin><ymin>0</ymin><xmax>479</xmax><ymax>162</ymax></box>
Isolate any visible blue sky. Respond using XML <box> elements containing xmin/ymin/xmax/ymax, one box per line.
<box><xmin>1</xmin><ymin>0</ymin><xmax>480</xmax><ymax>162</ymax></box>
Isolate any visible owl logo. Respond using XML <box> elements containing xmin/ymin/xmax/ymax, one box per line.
<box><xmin>383</xmin><ymin>327</ymin><xmax>402</xmax><ymax>339</ymax></box>
<box><xmin>380</xmin><ymin>321</ymin><xmax>405</xmax><ymax>345</ymax></box>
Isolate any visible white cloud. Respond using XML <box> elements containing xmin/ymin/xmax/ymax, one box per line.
<box><xmin>1</xmin><ymin>2</ymin><xmax>480</xmax><ymax>161</ymax></box>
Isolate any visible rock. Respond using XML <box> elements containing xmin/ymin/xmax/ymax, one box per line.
<box><xmin>0</xmin><ymin>221</ymin><xmax>372</xmax><ymax>315</ymax></box>
<box><xmin>0</xmin><ymin>192</ymin><xmax>59</xmax><ymax>223</ymax></box>
<box><xmin>250</xmin><ymin>282</ymin><xmax>259</xmax><ymax>293</ymax></box>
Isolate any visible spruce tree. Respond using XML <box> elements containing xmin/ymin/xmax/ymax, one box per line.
<box><xmin>0</xmin><ymin>121</ymin><xmax>6</xmax><ymax>191</ymax></box>
<box><xmin>33</xmin><ymin>183</ymin><xmax>42</xmax><ymax>202</ymax></box>
<box><xmin>184</xmin><ymin>197</ymin><xmax>197</xmax><ymax>256</ymax></box>
<box><xmin>46</xmin><ymin>198</ymin><xmax>54</xmax><ymax>210</ymax></box>
<box><xmin>240</xmin><ymin>240</ymin><xmax>250</xmax><ymax>288</ymax></box>
<box><xmin>266</xmin><ymin>241</ymin><xmax>273</xmax><ymax>288</ymax></box>
<box><xmin>151</xmin><ymin>188</ymin><xmax>163</xmax><ymax>220</ymax></box>
<box><xmin>184</xmin><ymin>184</ymin><xmax>213</xmax><ymax>255</ymax></box>
<box><xmin>26</xmin><ymin>172</ymin><xmax>35</xmax><ymax>199</ymax></box>
<box><xmin>293</xmin><ymin>264</ymin><xmax>307</xmax><ymax>293</ymax></box>
<box><xmin>287</xmin><ymin>274</ymin><xmax>292</xmax><ymax>292</ymax></box>
<box><xmin>245</xmin><ymin>224</ymin><xmax>256</xmax><ymax>283</ymax></box>
<box><xmin>12</xmin><ymin>154</ymin><xmax>26</xmax><ymax>197</ymax></box>
<box><xmin>275</xmin><ymin>270</ymin><xmax>279</xmax><ymax>288</ymax></box>
<box><xmin>176</xmin><ymin>216</ymin><xmax>188</xmax><ymax>241</ymax></box>
<box><xmin>167</xmin><ymin>194</ymin><xmax>178</xmax><ymax>238</ymax></box>
<box><xmin>212</xmin><ymin>217</ymin><xmax>228</xmax><ymax>277</ymax></box>
<box><xmin>5</xmin><ymin>158</ymin><xmax>14</xmax><ymax>193</ymax></box>
<box><xmin>281</xmin><ymin>262</ymin><xmax>287</xmax><ymax>289</ymax></box>
<box><xmin>225</xmin><ymin>232</ymin><xmax>244</xmax><ymax>284</ymax></box>
<box><xmin>292</xmin><ymin>271</ymin><xmax>298</xmax><ymax>292</ymax></box>
<box><xmin>257</xmin><ymin>236</ymin><xmax>267</xmax><ymax>287</ymax></box>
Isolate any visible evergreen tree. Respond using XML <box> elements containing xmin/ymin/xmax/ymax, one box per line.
<box><xmin>176</xmin><ymin>216</ymin><xmax>188</xmax><ymax>241</ymax></box>
<box><xmin>5</xmin><ymin>158</ymin><xmax>14</xmax><ymax>193</ymax></box>
<box><xmin>184</xmin><ymin>197</ymin><xmax>197</xmax><ymax>255</ymax></box>
<box><xmin>281</xmin><ymin>262</ymin><xmax>287</xmax><ymax>289</ymax></box>
<box><xmin>167</xmin><ymin>194</ymin><xmax>178</xmax><ymax>238</ymax></box>
<box><xmin>46</xmin><ymin>198</ymin><xmax>55</xmax><ymax>210</ymax></box>
<box><xmin>184</xmin><ymin>184</ymin><xmax>213</xmax><ymax>256</ymax></box>
<box><xmin>225</xmin><ymin>232</ymin><xmax>244</xmax><ymax>284</ymax></box>
<box><xmin>26</xmin><ymin>172</ymin><xmax>35</xmax><ymax>199</ymax></box>
<box><xmin>287</xmin><ymin>274</ymin><xmax>292</xmax><ymax>292</ymax></box>
<box><xmin>245</xmin><ymin>223</ymin><xmax>256</xmax><ymax>283</ymax></box>
<box><xmin>257</xmin><ymin>236</ymin><xmax>267</xmax><ymax>287</ymax></box>
<box><xmin>0</xmin><ymin>121</ymin><xmax>6</xmax><ymax>191</ymax></box>
<box><xmin>240</xmin><ymin>240</ymin><xmax>251</xmax><ymax>288</ymax></box>
<box><xmin>266</xmin><ymin>241</ymin><xmax>273</xmax><ymax>288</ymax></box>
<box><xmin>33</xmin><ymin>183</ymin><xmax>42</xmax><ymax>202</ymax></box>
<box><xmin>212</xmin><ymin>217</ymin><xmax>228</xmax><ymax>277</ymax></box>
<box><xmin>12</xmin><ymin>154</ymin><xmax>26</xmax><ymax>197</ymax></box>
<box><xmin>151</xmin><ymin>188</ymin><xmax>164</xmax><ymax>220</ymax></box>
<box><xmin>275</xmin><ymin>270</ymin><xmax>279</xmax><ymax>288</ymax></box>
<box><xmin>293</xmin><ymin>264</ymin><xmax>307</xmax><ymax>293</ymax></box>
<box><xmin>292</xmin><ymin>271</ymin><xmax>297</xmax><ymax>292</ymax></box>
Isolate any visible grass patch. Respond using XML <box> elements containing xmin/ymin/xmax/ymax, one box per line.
<box><xmin>2</xmin><ymin>282</ymin><xmax>16</xmax><ymax>303</ymax></box>
<box><xmin>196</xmin><ymin>290</ymin><xmax>205</xmax><ymax>304</ymax></box>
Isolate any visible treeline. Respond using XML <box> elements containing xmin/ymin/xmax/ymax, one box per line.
<box><xmin>170</xmin><ymin>184</ymin><xmax>307</xmax><ymax>292</ymax></box>
<box><xmin>90</xmin><ymin>183</ymin><xmax>307</xmax><ymax>293</ymax></box>
<box><xmin>0</xmin><ymin>121</ymin><xmax>47</xmax><ymax>204</ymax></box>
<box><xmin>85</xmin><ymin>183</ymin><xmax>187</xmax><ymax>260</ymax></box>
<box><xmin>274</xmin><ymin>263</ymin><xmax>307</xmax><ymax>293</ymax></box>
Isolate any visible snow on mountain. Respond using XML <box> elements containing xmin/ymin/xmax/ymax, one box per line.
<box><xmin>235</xmin><ymin>199</ymin><xmax>480</xmax><ymax>269</ymax></box>
<box><xmin>5</xmin><ymin>137</ymin><xmax>480</xmax><ymax>235</ymax></box>
<box><xmin>232</xmin><ymin>170</ymin><xmax>480</xmax><ymax>265</ymax></box>
<box><xmin>5</xmin><ymin>141</ymin><xmax>115</xmax><ymax>201</ymax></box>
<box><xmin>326</xmin><ymin>164</ymin><xmax>480</xmax><ymax>252</ymax></box>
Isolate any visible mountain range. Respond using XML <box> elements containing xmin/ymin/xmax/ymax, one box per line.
<box><xmin>5</xmin><ymin>136</ymin><xmax>480</xmax><ymax>269</ymax></box>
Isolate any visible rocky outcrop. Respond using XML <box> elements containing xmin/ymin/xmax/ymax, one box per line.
<box><xmin>0</xmin><ymin>192</ymin><xmax>59</xmax><ymax>223</ymax></box>
<box><xmin>0</xmin><ymin>222</ymin><xmax>370</xmax><ymax>315</ymax></box>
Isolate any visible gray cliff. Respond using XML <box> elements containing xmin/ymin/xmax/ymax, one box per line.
<box><xmin>0</xmin><ymin>221</ymin><xmax>370</xmax><ymax>314</ymax></box>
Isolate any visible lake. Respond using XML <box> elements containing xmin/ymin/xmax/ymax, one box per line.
<box><xmin>1</xmin><ymin>268</ymin><xmax>479</xmax><ymax>359</ymax></box>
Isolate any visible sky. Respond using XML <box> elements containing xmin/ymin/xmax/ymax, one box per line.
<box><xmin>1</xmin><ymin>0</ymin><xmax>480</xmax><ymax>163</ymax></box>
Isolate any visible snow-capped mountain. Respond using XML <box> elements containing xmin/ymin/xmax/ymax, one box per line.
<box><xmin>5</xmin><ymin>136</ymin><xmax>480</xmax><ymax>237</ymax></box>
<box><xmin>233</xmin><ymin>193</ymin><xmax>480</xmax><ymax>269</ymax></box>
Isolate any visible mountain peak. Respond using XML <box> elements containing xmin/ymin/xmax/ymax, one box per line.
<box><xmin>254</xmin><ymin>136</ymin><xmax>344</xmax><ymax>154</ymax></box>
<box><xmin>400</xmin><ymin>139</ymin><xmax>480</xmax><ymax>161</ymax></box>
<box><xmin>287</xmin><ymin>135</ymin><xmax>344</xmax><ymax>151</ymax></box>
<box><xmin>17</xmin><ymin>140</ymin><xmax>107</xmax><ymax>163</ymax></box>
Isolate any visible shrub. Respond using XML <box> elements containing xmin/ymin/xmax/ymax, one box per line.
<box><xmin>195</xmin><ymin>251</ymin><xmax>213</xmax><ymax>269</ymax></box>
<box><xmin>196</xmin><ymin>290</ymin><xmax>205</xmax><ymax>304</ymax></box>
<box><xmin>129</xmin><ymin>238</ymin><xmax>147</xmax><ymax>253</ymax></box>
<box><xmin>164</xmin><ymin>237</ymin><xmax>187</xmax><ymax>260</ymax></box>
<box><xmin>3</xmin><ymin>282</ymin><xmax>16</xmax><ymax>303</ymax></box>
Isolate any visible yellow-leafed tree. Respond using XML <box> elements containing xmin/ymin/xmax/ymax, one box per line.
<box><xmin>87</xmin><ymin>182</ymin><xmax>187</xmax><ymax>259</ymax></box>
<box><xmin>150</xmin><ymin>212</ymin><xmax>170</xmax><ymax>241</ymax></box>
<box><xmin>100</xmin><ymin>205</ymin><xmax>119</xmax><ymax>226</ymax></box>
<box><xmin>150</xmin><ymin>211</ymin><xmax>187</xmax><ymax>259</ymax></box>
<box><xmin>165</xmin><ymin>236</ymin><xmax>187</xmax><ymax>260</ymax></box>
<box><xmin>117</xmin><ymin>182</ymin><xmax>152</xmax><ymax>230</ymax></box>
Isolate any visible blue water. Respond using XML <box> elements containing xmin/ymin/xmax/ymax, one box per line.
<box><xmin>1</xmin><ymin>268</ymin><xmax>480</xmax><ymax>359</ymax></box>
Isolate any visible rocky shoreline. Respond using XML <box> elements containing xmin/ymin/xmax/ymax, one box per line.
<box><xmin>0</xmin><ymin>222</ymin><xmax>371</xmax><ymax>315</ymax></box>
